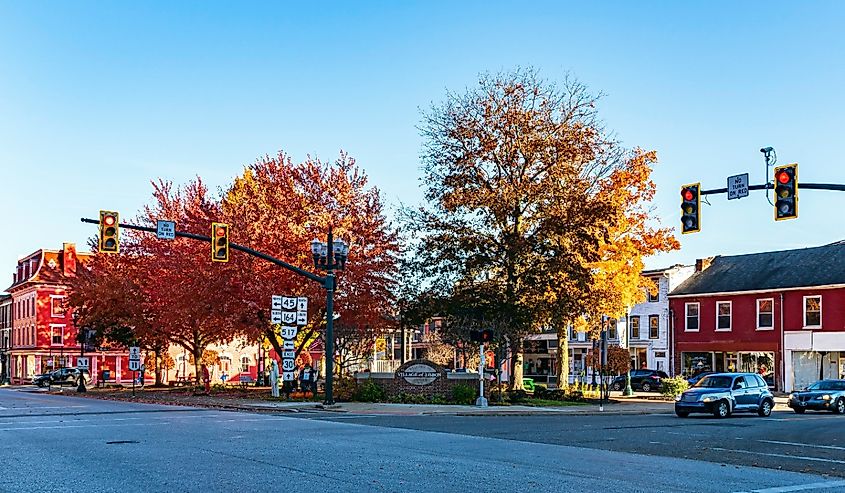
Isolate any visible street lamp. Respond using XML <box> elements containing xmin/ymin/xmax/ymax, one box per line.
<box><xmin>310</xmin><ymin>227</ymin><xmax>350</xmax><ymax>406</ymax></box>
<box><xmin>72</xmin><ymin>311</ymin><xmax>86</xmax><ymax>393</ymax></box>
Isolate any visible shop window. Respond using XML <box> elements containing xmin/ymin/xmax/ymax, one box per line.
<box><xmin>51</xmin><ymin>296</ymin><xmax>65</xmax><ymax>317</ymax></box>
<box><xmin>804</xmin><ymin>296</ymin><xmax>821</xmax><ymax>328</ymax></box>
<box><xmin>716</xmin><ymin>301</ymin><xmax>731</xmax><ymax>331</ymax></box>
<box><xmin>629</xmin><ymin>317</ymin><xmax>640</xmax><ymax>339</ymax></box>
<box><xmin>649</xmin><ymin>315</ymin><xmax>659</xmax><ymax>339</ymax></box>
<box><xmin>682</xmin><ymin>352</ymin><xmax>713</xmax><ymax>377</ymax></box>
<box><xmin>739</xmin><ymin>352</ymin><xmax>775</xmax><ymax>387</ymax></box>
<box><xmin>685</xmin><ymin>303</ymin><xmax>699</xmax><ymax>332</ymax></box>
<box><xmin>757</xmin><ymin>299</ymin><xmax>773</xmax><ymax>330</ymax></box>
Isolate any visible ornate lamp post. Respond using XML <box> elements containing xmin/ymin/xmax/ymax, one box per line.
<box><xmin>310</xmin><ymin>227</ymin><xmax>349</xmax><ymax>406</ymax></box>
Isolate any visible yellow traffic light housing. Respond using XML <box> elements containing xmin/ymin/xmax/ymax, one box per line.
<box><xmin>774</xmin><ymin>163</ymin><xmax>798</xmax><ymax>221</ymax></box>
<box><xmin>680</xmin><ymin>183</ymin><xmax>701</xmax><ymax>234</ymax></box>
<box><xmin>99</xmin><ymin>210</ymin><xmax>120</xmax><ymax>253</ymax></box>
<box><xmin>211</xmin><ymin>222</ymin><xmax>229</xmax><ymax>262</ymax></box>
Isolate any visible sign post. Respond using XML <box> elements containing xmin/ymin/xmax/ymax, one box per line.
<box><xmin>476</xmin><ymin>343</ymin><xmax>488</xmax><ymax>407</ymax></box>
<box><xmin>271</xmin><ymin>295</ymin><xmax>308</xmax><ymax>394</ymax></box>
<box><xmin>156</xmin><ymin>220</ymin><xmax>176</xmax><ymax>240</ymax></box>
<box><xmin>129</xmin><ymin>346</ymin><xmax>141</xmax><ymax>397</ymax></box>
<box><xmin>727</xmin><ymin>173</ymin><xmax>750</xmax><ymax>200</ymax></box>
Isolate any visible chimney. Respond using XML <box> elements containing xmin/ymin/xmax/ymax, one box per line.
<box><xmin>62</xmin><ymin>243</ymin><xmax>78</xmax><ymax>277</ymax></box>
<box><xmin>695</xmin><ymin>257</ymin><xmax>715</xmax><ymax>272</ymax></box>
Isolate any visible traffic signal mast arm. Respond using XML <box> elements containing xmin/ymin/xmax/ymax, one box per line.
<box><xmin>80</xmin><ymin>217</ymin><xmax>327</xmax><ymax>286</ymax></box>
<box><xmin>698</xmin><ymin>182</ymin><xmax>845</xmax><ymax>195</ymax></box>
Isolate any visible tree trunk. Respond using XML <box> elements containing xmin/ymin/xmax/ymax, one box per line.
<box><xmin>193</xmin><ymin>347</ymin><xmax>203</xmax><ymax>386</ymax></box>
<box><xmin>557</xmin><ymin>328</ymin><xmax>569</xmax><ymax>390</ymax></box>
<box><xmin>510</xmin><ymin>340</ymin><xmax>525</xmax><ymax>391</ymax></box>
<box><xmin>154</xmin><ymin>348</ymin><xmax>163</xmax><ymax>386</ymax></box>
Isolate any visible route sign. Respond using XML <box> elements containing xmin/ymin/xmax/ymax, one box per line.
<box><xmin>270</xmin><ymin>309</ymin><xmax>282</xmax><ymax>324</ymax></box>
<box><xmin>296</xmin><ymin>311</ymin><xmax>307</xmax><ymax>326</ymax></box>
<box><xmin>282</xmin><ymin>297</ymin><xmax>297</xmax><ymax>310</ymax></box>
<box><xmin>283</xmin><ymin>371</ymin><xmax>295</xmax><ymax>381</ymax></box>
<box><xmin>280</xmin><ymin>326</ymin><xmax>298</xmax><ymax>339</ymax></box>
<box><xmin>297</xmin><ymin>297</ymin><xmax>308</xmax><ymax>312</ymax></box>
<box><xmin>129</xmin><ymin>346</ymin><xmax>141</xmax><ymax>361</ymax></box>
<box><xmin>129</xmin><ymin>359</ymin><xmax>141</xmax><ymax>371</ymax></box>
<box><xmin>282</xmin><ymin>311</ymin><xmax>297</xmax><ymax>324</ymax></box>
<box><xmin>282</xmin><ymin>340</ymin><xmax>295</xmax><ymax>350</ymax></box>
<box><xmin>271</xmin><ymin>295</ymin><xmax>282</xmax><ymax>311</ymax></box>
<box><xmin>156</xmin><ymin>220</ymin><xmax>176</xmax><ymax>240</ymax></box>
<box><xmin>282</xmin><ymin>359</ymin><xmax>295</xmax><ymax>371</ymax></box>
<box><xmin>728</xmin><ymin>173</ymin><xmax>749</xmax><ymax>200</ymax></box>
<box><xmin>282</xmin><ymin>351</ymin><xmax>295</xmax><ymax>359</ymax></box>
<box><xmin>76</xmin><ymin>357</ymin><xmax>89</xmax><ymax>369</ymax></box>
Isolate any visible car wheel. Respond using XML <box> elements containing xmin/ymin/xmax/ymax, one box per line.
<box><xmin>793</xmin><ymin>407</ymin><xmax>805</xmax><ymax>414</ymax></box>
<box><xmin>834</xmin><ymin>398</ymin><xmax>845</xmax><ymax>415</ymax></box>
<box><xmin>611</xmin><ymin>382</ymin><xmax>622</xmax><ymax>391</ymax></box>
<box><xmin>758</xmin><ymin>399</ymin><xmax>773</xmax><ymax>417</ymax></box>
<box><xmin>675</xmin><ymin>411</ymin><xmax>689</xmax><ymax>418</ymax></box>
<box><xmin>713</xmin><ymin>400</ymin><xmax>730</xmax><ymax>418</ymax></box>
<box><xmin>641</xmin><ymin>382</ymin><xmax>652</xmax><ymax>392</ymax></box>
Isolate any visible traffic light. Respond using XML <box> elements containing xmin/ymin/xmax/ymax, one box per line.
<box><xmin>211</xmin><ymin>222</ymin><xmax>229</xmax><ymax>262</ymax></box>
<box><xmin>680</xmin><ymin>183</ymin><xmax>701</xmax><ymax>234</ymax></box>
<box><xmin>774</xmin><ymin>163</ymin><xmax>798</xmax><ymax>221</ymax></box>
<box><xmin>99</xmin><ymin>210</ymin><xmax>119</xmax><ymax>253</ymax></box>
<box><xmin>470</xmin><ymin>330</ymin><xmax>481</xmax><ymax>342</ymax></box>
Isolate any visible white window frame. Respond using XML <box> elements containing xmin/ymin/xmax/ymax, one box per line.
<box><xmin>756</xmin><ymin>298</ymin><xmax>774</xmax><ymax>331</ymax></box>
<box><xmin>50</xmin><ymin>295</ymin><xmax>65</xmax><ymax>318</ymax></box>
<box><xmin>50</xmin><ymin>324</ymin><xmax>65</xmax><ymax>346</ymax></box>
<box><xmin>240</xmin><ymin>356</ymin><xmax>251</xmax><ymax>373</ymax></box>
<box><xmin>648</xmin><ymin>315</ymin><xmax>660</xmax><ymax>339</ymax></box>
<box><xmin>803</xmin><ymin>295</ymin><xmax>822</xmax><ymax>329</ymax></box>
<box><xmin>685</xmin><ymin>302</ymin><xmax>700</xmax><ymax>332</ymax></box>
<box><xmin>629</xmin><ymin>316</ymin><xmax>640</xmax><ymax>340</ymax></box>
<box><xmin>716</xmin><ymin>301</ymin><xmax>732</xmax><ymax>331</ymax></box>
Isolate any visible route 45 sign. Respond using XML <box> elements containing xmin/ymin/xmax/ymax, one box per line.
<box><xmin>727</xmin><ymin>173</ymin><xmax>749</xmax><ymax>200</ymax></box>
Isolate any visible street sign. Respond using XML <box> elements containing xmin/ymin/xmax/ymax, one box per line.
<box><xmin>77</xmin><ymin>357</ymin><xmax>89</xmax><ymax>369</ymax></box>
<box><xmin>727</xmin><ymin>173</ymin><xmax>749</xmax><ymax>200</ymax></box>
<box><xmin>282</xmin><ymin>297</ymin><xmax>297</xmax><ymax>310</ymax></box>
<box><xmin>297</xmin><ymin>297</ymin><xmax>308</xmax><ymax>312</ymax></box>
<box><xmin>282</xmin><ymin>359</ymin><xmax>295</xmax><ymax>371</ymax></box>
<box><xmin>282</xmin><ymin>340</ymin><xmax>295</xmax><ymax>350</ymax></box>
<box><xmin>271</xmin><ymin>295</ymin><xmax>282</xmax><ymax>311</ymax></box>
<box><xmin>296</xmin><ymin>311</ymin><xmax>307</xmax><ymax>326</ymax></box>
<box><xmin>129</xmin><ymin>359</ymin><xmax>141</xmax><ymax>371</ymax></box>
<box><xmin>282</xmin><ymin>351</ymin><xmax>295</xmax><ymax>359</ymax></box>
<box><xmin>156</xmin><ymin>220</ymin><xmax>176</xmax><ymax>240</ymax></box>
<box><xmin>283</xmin><ymin>371</ymin><xmax>295</xmax><ymax>381</ymax></box>
<box><xmin>129</xmin><ymin>346</ymin><xmax>141</xmax><ymax>361</ymax></box>
<box><xmin>280</xmin><ymin>326</ymin><xmax>298</xmax><ymax>339</ymax></box>
<box><xmin>282</xmin><ymin>311</ymin><xmax>297</xmax><ymax>324</ymax></box>
<box><xmin>270</xmin><ymin>309</ymin><xmax>282</xmax><ymax>324</ymax></box>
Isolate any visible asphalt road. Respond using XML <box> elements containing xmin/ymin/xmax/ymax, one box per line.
<box><xmin>2</xmin><ymin>388</ymin><xmax>845</xmax><ymax>493</ymax></box>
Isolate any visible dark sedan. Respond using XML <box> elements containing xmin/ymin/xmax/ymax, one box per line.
<box><xmin>788</xmin><ymin>379</ymin><xmax>845</xmax><ymax>414</ymax></box>
<box><xmin>610</xmin><ymin>369</ymin><xmax>669</xmax><ymax>392</ymax></box>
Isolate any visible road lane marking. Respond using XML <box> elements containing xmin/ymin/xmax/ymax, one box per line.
<box><xmin>0</xmin><ymin>422</ymin><xmax>160</xmax><ymax>431</ymax></box>
<box><xmin>758</xmin><ymin>439</ymin><xmax>845</xmax><ymax>451</ymax></box>
<box><xmin>733</xmin><ymin>479</ymin><xmax>845</xmax><ymax>492</ymax></box>
<box><xmin>712</xmin><ymin>447</ymin><xmax>845</xmax><ymax>465</ymax></box>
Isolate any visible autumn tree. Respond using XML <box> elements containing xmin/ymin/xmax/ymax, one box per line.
<box><xmin>557</xmin><ymin>149</ymin><xmax>679</xmax><ymax>386</ymax></box>
<box><xmin>586</xmin><ymin>345</ymin><xmax>631</xmax><ymax>376</ymax></box>
<box><xmin>220</xmin><ymin>152</ymin><xmax>399</xmax><ymax>376</ymax></box>
<box><xmin>407</xmin><ymin>68</ymin><xmax>639</xmax><ymax>389</ymax></box>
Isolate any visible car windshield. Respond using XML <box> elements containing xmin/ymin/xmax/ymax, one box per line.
<box><xmin>807</xmin><ymin>381</ymin><xmax>845</xmax><ymax>391</ymax></box>
<box><xmin>693</xmin><ymin>375</ymin><xmax>733</xmax><ymax>388</ymax></box>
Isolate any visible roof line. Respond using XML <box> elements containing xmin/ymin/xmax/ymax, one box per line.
<box><xmin>669</xmin><ymin>283</ymin><xmax>845</xmax><ymax>298</ymax></box>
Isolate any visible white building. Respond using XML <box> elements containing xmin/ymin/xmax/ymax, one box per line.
<box><xmin>621</xmin><ymin>265</ymin><xmax>694</xmax><ymax>374</ymax></box>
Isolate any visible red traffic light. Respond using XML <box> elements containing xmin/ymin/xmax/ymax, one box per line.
<box><xmin>103</xmin><ymin>215</ymin><xmax>116</xmax><ymax>226</ymax></box>
<box><xmin>215</xmin><ymin>226</ymin><xmax>226</xmax><ymax>237</ymax></box>
<box><xmin>682</xmin><ymin>189</ymin><xmax>694</xmax><ymax>201</ymax></box>
<box><xmin>777</xmin><ymin>171</ymin><xmax>790</xmax><ymax>184</ymax></box>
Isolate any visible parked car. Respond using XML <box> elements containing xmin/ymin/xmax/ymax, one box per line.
<box><xmin>610</xmin><ymin>369</ymin><xmax>668</xmax><ymax>392</ymax></box>
<box><xmin>674</xmin><ymin>372</ymin><xmax>774</xmax><ymax>418</ymax></box>
<box><xmin>32</xmin><ymin>368</ymin><xmax>89</xmax><ymax>387</ymax></box>
<box><xmin>686</xmin><ymin>371</ymin><xmax>716</xmax><ymax>387</ymax></box>
<box><xmin>788</xmin><ymin>379</ymin><xmax>845</xmax><ymax>414</ymax></box>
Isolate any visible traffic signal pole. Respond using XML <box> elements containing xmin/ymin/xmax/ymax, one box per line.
<box><xmin>80</xmin><ymin>217</ymin><xmax>339</xmax><ymax>403</ymax></box>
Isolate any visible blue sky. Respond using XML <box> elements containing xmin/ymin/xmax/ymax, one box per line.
<box><xmin>2</xmin><ymin>1</ymin><xmax>844</xmax><ymax>282</ymax></box>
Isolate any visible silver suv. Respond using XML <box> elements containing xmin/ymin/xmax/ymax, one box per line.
<box><xmin>674</xmin><ymin>372</ymin><xmax>774</xmax><ymax>418</ymax></box>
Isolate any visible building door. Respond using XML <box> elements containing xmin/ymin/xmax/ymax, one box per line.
<box><xmin>839</xmin><ymin>353</ymin><xmax>845</xmax><ymax>379</ymax></box>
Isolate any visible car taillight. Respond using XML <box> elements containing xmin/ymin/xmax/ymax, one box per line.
<box><xmin>650</xmin><ymin>375</ymin><xmax>660</xmax><ymax>379</ymax></box>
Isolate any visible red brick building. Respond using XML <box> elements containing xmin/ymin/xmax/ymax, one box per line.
<box><xmin>6</xmin><ymin>243</ymin><xmax>131</xmax><ymax>385</ymax></box>
<box><xmin>670</xmin><ymin>242</ymin><xmax>845</xmax><ymax>392</ymax></box>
